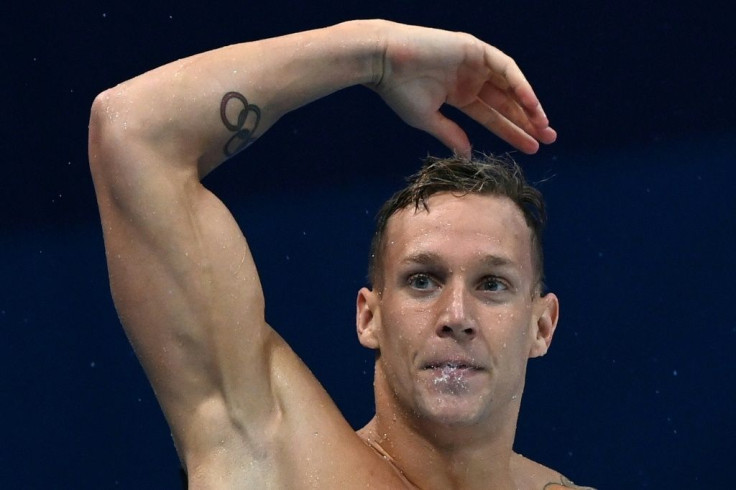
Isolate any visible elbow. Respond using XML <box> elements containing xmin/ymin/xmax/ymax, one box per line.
<box><xmin>88</xmin><ymin>84</ymin><xmax>208</xmax><ymax>186</ymax></box>
<box><xmin>88</xmin><ymin>86</ymin><xmax>169</xmax><ymax>193</ymax></box>
<box><xmin>88</xmin><ymin>90</ymin><xmax>118</xmax><ymax>197</ymax></box>
<box><xmin>87</xmin><ymin>87</ymin><xmax>159</xmax><ymax>205</ymax></box>
<box><xmin>88</xmin><ymin>88</ymin><xmax>129</xmax><ymax>182</ymax></box>
<box><xmin>88</xmin><ymin>87</ymin><xmax>202</xmax><ymax>214</ymax></box>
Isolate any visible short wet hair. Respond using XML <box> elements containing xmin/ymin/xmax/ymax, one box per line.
<box><xmin>368</xmin><ymin>154</ymin><xmax>547</xmax><ymax>293</ymax></box>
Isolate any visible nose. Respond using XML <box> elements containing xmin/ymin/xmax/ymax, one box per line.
<box><xmin>436</xmin><ymin>282</ymin><xmax>476</xmax><ymax>340</ymax></box>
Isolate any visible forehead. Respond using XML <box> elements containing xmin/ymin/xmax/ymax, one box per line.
<box><xmin>382</xmin><ymin>192</ymin><xmax>534</xmax><ymax>273</ymax></box>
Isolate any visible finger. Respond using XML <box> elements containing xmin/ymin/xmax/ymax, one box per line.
<box><xmin>422</xmin><ymin>112</ymin><xmax>472</xmax><ymax>158</ymax></box>
<box><xmin>483</xmin><ymin>46</ymin><xmax>551</xmax><ymax>129</ymax></box>
<box><xmin>537</xmin><ymin>125</ymin><xmax>558</xmax><ymax>145</ymax></box>
<box><xmin>461</xmin><ymin>97</ymin><xmax>540</xmax><ymax>154</ymax></box>
<box><xmin>477</xmin><ymin>83</ymin><xmax>534</xmax><ymax>133</ymax></box>
<box><xmin>476</xmin><ymin>85</ymin><xmax>557</xmax><ymax>145</ymax></box>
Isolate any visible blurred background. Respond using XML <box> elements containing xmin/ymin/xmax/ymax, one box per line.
<box><xmin>3</xmin><ymin>1</ymin><xmax>734</xmax><ymax>487</ymax></box>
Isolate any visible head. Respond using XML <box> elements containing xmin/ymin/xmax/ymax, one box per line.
<box><xmin>356</xmin><ymin>154</ymin><xmax>558</xmax><ymax>437</ymax></box>
<box><xmin>368</xmin><ymin>154</ymin><xmax>547</xmax><ymax>295</ymax></box>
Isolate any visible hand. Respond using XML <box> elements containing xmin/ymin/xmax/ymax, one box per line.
<box><xmin>370</xmin><ymin>22</ymin><xmax>556</xmax><ymax>156</ymax></box>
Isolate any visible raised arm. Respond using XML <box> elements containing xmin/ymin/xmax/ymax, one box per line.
<box><xmin>92</xmin><ymin>21</ymin><xmax>553</xmax><ymax>174</ymax></box>
<box><xmin>88</xmin><ymin>19</ymin><xmax>555</xmax><ymax>487</ymax></box>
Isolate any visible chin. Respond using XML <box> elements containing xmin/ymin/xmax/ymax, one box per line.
<box><xmin>409</xmin><ymin>368</ymin><xmax>495</xmax><ymax>426</ymax></box>
<box><xmin>415</xmin><ymin>392</ymin><xmax>490</xmax><ymax>428</ymax></box>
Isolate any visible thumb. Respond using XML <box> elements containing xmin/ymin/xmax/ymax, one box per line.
<box><xmin>423</xmin><ymin>112</ymin><xmax>471</xmax><ymax>158</ymax></box>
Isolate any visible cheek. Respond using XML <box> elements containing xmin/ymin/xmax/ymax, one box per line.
<box><xmin>378</xmin><ymin>303</ymin><xmax>432</xmax><ymax>352</ymax></box>
<box><xmin>485</xmin><ymin>308</ymin><xmax>533</xmax><ymax>351</ymax></box>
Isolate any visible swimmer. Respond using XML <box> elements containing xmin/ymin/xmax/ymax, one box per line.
<box><xmin>88</xmin><ymin>20</ymin><xmax>595</xmax><ymax>489</ymax></box>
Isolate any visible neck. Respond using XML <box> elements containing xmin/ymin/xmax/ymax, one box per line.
<box><xmin>359</xmin><ymin>371</ymin><xmax>524</xmax><ymax>489</ymax></box>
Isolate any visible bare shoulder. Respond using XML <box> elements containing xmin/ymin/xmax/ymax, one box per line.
<box><xmin>511</xmin><ymin>453</ymin><xmax>597</xmax><ymax>490</ymax></box>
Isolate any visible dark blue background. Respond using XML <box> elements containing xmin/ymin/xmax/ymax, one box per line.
<box><xmin>3</xmin><ymin>1</ymin><xmax>734</xmax><ymax>488</ymax></box>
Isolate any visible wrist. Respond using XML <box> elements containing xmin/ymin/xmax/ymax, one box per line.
<box><xmin>332</xmin><ymin>19</ymin><xmax>389</xmax><ymax>87</ymax></box>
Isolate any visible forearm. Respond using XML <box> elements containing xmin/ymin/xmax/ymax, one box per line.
<box><xmin>91</xmin><ymin>20</ymin><xmax>384</xmax><ymax>177</ymax></box>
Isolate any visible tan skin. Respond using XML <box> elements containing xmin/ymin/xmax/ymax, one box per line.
<box><xmin>88</xmin><ymin>19</ymin><xmax>592</xmax><ymax>489</ymax></box>
<box><xmin>357</xmin><ymin>193</ymin><xmax>560</xmax><ymax>489</ymax></box>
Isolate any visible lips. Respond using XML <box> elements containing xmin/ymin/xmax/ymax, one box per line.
<box><xmin>422</xmin><ymin>360</ymin><xmax>483</xmax><ymax>371</ymax></box>
<box><xmin>422</xmin><ymin>359</ymin><xmax>484</xmax><ymax>392</ymax></box>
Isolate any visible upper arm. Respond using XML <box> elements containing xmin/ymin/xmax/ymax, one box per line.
<box><xmin>88</xmin><ymin>90</ymin><xmax>340</xmax><ymax>465</ymax></box>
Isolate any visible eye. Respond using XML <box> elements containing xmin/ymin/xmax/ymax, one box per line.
<box><xmin>407</xmin><ymin>273</ymin><xmax>438</xmax><ymax>291</ymax></box>
<box><xmin>479</xmin><ymin>276</ymin><xmax>508</xmax><ymax>292</ymax></box>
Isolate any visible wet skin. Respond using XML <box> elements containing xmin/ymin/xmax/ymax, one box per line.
<box><xmin>358</xmin><ymin>192</ymin><xmax>559</xmax><ymax>445</ymax></box>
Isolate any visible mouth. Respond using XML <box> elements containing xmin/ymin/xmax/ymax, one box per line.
<box><xmin>421</xmin><ymin>361</ymin><xmax>483</xmax><ymax>392</ymax></box>
<box><xmin>423</xmin><ymin>361</ymin><xmax>483</xmax><ymax>371</ymax></box>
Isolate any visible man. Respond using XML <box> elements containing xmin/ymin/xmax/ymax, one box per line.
<box><xmin>89</xmin><ymin>19</ymin><xmax>593</xmax><ymax>489</ymax></box>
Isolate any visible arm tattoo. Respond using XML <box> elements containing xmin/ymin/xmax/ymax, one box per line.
<box><xmin>543</xmin><ymin>475</ymin><xmax>597</xmax><ymax>490</ymax></box>
<box><xmin>220</xmin><ymin>91</ymin><xmax>261</xmax><ymax>157</ymax></box>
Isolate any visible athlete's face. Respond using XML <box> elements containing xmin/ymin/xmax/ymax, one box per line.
<box><xmin>357</xmin><ymin>192</ymin><xmax>558</xmax><ymax>429</ymax></box>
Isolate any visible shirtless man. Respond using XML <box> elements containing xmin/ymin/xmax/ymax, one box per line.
<box><xmin>88</xmin><ymin>19</ymin><xmax>593</xmax><ymax>489</ymax></box>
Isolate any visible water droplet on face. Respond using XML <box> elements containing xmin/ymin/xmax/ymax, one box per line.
<box><xmin>431</xmin><ymin>365</ymin><xmax>471</xmax><ymax>394</ymax></box>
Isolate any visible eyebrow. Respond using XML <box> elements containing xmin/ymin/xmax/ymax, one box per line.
<box><xmin>401</xmin><ymin>251</ymin><xmax>517</xmax><ymax>269</ymax></box>
<box><xmin>401</xmin><ymin>251</ymin><xmax>441</xmax><ymax>266</ymax></box>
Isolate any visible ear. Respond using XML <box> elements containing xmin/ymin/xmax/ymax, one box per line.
<box><xmin>529</xmin><ymin>292</ymin><xmax>559</xmax><ymax>358</ymax></box>
<box><xmin>356</xmin><ymin>287</ymin><xmax>381</xmax><ymax>350</ymax></box>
